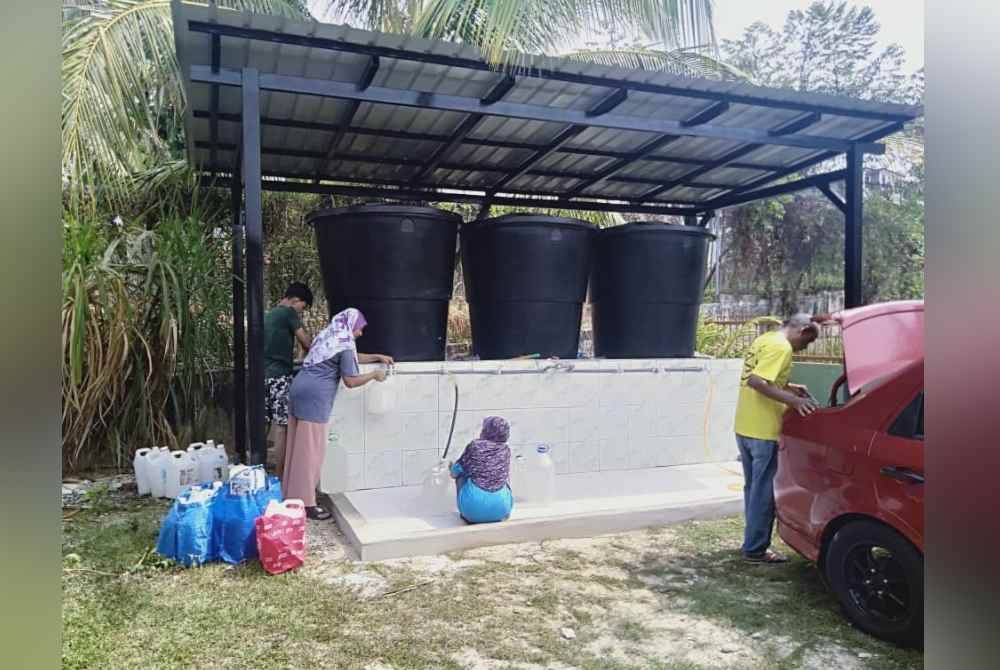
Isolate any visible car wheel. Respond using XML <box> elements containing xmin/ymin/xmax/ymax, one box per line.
<box><xmin>824</xmin><ymin>520</ymin><xmax>923</xmax><ymax>647</ymax></box>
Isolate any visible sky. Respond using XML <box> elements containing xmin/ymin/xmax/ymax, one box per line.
<box><xmin>309</xmin><ymin>1</ymin><xmax>925</xmax><ymax>74</ymax></box>
<box><xmin>712</xmin><ymin>0</ymin><xmax>924</xmax><ymax>72</ymax></box>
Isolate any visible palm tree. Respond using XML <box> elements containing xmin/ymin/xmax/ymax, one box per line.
<box><xmin>62</xmin><ymin>1</ymin><xmax>314</xmax><ymax>209</ymax></box>
<box><xmin>64</xmin><ymin>0</ymin><xmax>724</xmax><ymax>208</ymax></box>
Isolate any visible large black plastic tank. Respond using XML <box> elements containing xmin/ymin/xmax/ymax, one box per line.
<box><xmin>461</xmin><ymin>214</ymin><xmax>596</xmax><ymax>359</ymax></box>
<box><xmin>308</xmin><ymin>204</ymin><xmax>460</xmax><ymax>361</ymax></box>
<box><xmin>591</xmin><ymin>222</ymin><xmax>715</xmax><ymax>358</ymax></box>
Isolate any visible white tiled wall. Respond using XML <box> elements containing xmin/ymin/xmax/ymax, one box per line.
<box><xmin>321</xmin><ymin>358</ymin><xmax>743</xmax><ymax>492</ymax></box>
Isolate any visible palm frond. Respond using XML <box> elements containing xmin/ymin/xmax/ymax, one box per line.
<box><xmin>61</xmin><ymin>0</ymin><xmax>312</xmax><ymax>210</ymax></box>
<box><xmin>562</xmin><ymin>46</ymin><xmax>750</xmax><ymax>80</ymax></box>
<box><xmin>411</xmin><ymin>0</ymin><xmax>716</xmax><ymax>70</ymax></box>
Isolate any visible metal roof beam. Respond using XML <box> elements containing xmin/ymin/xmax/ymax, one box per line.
<box><xmin>195</xmin><ymin>108</ymin><xmax>801</xmax><ymax>173</ymax></box>
<box><xmin>208</xmin><ymin>33</ymin><xmax>221</xmax><ymax>173</ymax></box>
<box><xmin>681</xmin><ymin>101</ymin><xmax>730</xmax><ymax>127</ymax></box>
<box><xmin>697</xmin><ymin>169</ymin><xmax>847</xmax><ymax>210</ymax></box>
<box><xmin>201</xmin><ymin>163</ymin><xmax>708</xmax><ymax>206</ymax></box>
<box><xmin>488</xmin><ymin>125</ymin><xmax>588</xmax><ymax>193</ymax></box>
<box><xmin>188</xmin><ymin>21</ymin><xmax>915</xmax><ymax>124</ymax></box>
<box><xmin>412</xmin><ymin>114</ymin><xmax>484</xmax><ymax>182</ymax></box>
<box><xmin>769</xmin><ymin>111</ymin><xmax>822</xmax><ymax>136</ymax></box>
<box><xmin>190</xmin><ymin>66</ymin><xmax>887</xmax><ymax>155</ymax></box>
<box><xmin>480</xmin><ymin>74</ymin><xmax>515</xmax><ymax>105</ymax></box>
<box><xmin>563</xmin><ymin>134</ymin><xmax>681</xmax><ymax>196</ymax></box>
<box><xmin>358</xmin><ymin>55</ymin><xmax>380</xmax><ymax>90</ymax></box>
<box><xmin>201</xmin><ymin>175</ymin><xmax>700</xmax><ymax>215</ymax></box>
<box><xmin>587</xmin><ymin>88</ymin><xmax>628</xmax><ymax>116</ymax></box>
<box><xmin>640</xmin><ymin>143</ymin><xmax>764</xmax><ymax>200</ymax></box>
<box><xmin>817</xmin><ymin>182</ymin><xmax>847</xmax><ymax>214</ymax></box>
<box><xmin>697</xmin><ymin>121</ymin><xmax>904</xmax><ymax>205</ymax></box>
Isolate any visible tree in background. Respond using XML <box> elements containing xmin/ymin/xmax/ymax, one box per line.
<box><xmin>711</xmin><ymin>1</ymin><xmax>924</xmax><ymax>312</ymax></box>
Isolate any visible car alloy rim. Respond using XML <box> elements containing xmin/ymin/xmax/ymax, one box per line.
<box><xmin>843</xmin><ymin>544</ymin><xmax>910</xmax><ymax>624</ymax></box>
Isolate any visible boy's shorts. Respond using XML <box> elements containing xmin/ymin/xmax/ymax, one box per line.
<box><xmin>265</xmin><ymin>375</ymin><xmax>292</xmax><ymax>426</ymax></box>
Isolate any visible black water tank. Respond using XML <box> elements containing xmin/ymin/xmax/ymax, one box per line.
<box><xmin>308</xmin><ymin>204</ymin><xmax>460</xmax><ymax>361</ymax></box>
<box><xmin>591</xmin><ymin>222</ymin><xmax>715</xmax><ymax>358</ymax></box>
<box><xmin>461</xmin><ymin>214</ymin><xmax>596</xmax><ymax>359</ymax></box>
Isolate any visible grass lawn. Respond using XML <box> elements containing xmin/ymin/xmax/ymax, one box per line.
<box><xmin>62</xmin><ymin>492</ymin><xmax>923</xmax><ymax>670</ymax></box>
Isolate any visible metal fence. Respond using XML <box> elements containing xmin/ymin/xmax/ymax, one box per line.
<box><xmin>703</xmin><ymin>318</ymin><xmax>843</xmax><ymax>362</ymax></box>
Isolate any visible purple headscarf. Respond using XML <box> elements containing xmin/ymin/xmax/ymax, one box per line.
<box><xmin>303</xmin><ymin>307</ymin><xmax>367</xmax><ymax>367</ymax></box>
<box><xmin>455</xmin><ymin>416</ymin><xmax>511</xmax><ymax>492</ymax></box>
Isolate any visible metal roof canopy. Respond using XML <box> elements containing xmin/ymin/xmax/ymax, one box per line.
<box><xmin>170</xmin><ymin>1</ymin><xmax>921</xmax><ymax>464</ymax></box>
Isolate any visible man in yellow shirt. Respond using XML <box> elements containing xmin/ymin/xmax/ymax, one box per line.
<box><xmin>734</xmin><ymin>313</ymin><xmax>820</xmax><ymax>563</ymax></box>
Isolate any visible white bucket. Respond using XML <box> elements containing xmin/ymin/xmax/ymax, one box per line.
<box><xmin>133</xmin><ymin>448</ymin><xmax>153</xmax><ymax>496</ymax></box>
<box><xmin>148</xmin><ymin>448</ymin><xmax>170</xmax><ymax>498</ymax></box>
<box><xmin>164</xmin><ymin>450</ymin><xmax>197</xmax><ymax>499</ymax></box>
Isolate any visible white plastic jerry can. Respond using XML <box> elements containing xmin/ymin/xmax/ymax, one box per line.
<box><xmin>199</xmin><ymin>445</ymin><xmax>229</xmax><ymax>483</ymax></box>
<box><xmin>148</xmin><ymin>447</ymin><xmax>170</xmax><ymax>498</ymax></box>
<box><xmin>133</xmin><ymin>448</ymin><xmax>153</xmax><ymax>496</ymax></box>
<box><xmin>164</xmin><ymin>450</ymin><xmax>197</xmax><ymax>499</ymax></box>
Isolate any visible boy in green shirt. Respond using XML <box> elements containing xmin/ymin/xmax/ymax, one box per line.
<box><xmin>734</xmin><ymin>313</ymin><xmax>820</xmax><ymax>563</ymax></box>
<box><xmin>264</xmin><ymin>282</ymin><xmax>314</xmax><ymax>476</ymax></box>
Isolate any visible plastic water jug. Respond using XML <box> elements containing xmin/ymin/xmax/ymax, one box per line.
<box><xmin>148</xmin><ymin>447</ymin><xmax>171</xmax><ymax>498</ymax></box>
<box><xmin>421</xmin><ymin>460</ymin><xmax>456</xmax><ymax>515</ymax></box>
<box><xmin>367</xmin><ymin>369</ymin><xmax>396</xmax><ymax>414</ymax></box>
<box><xmin>133</xmin><ymin>448</ymin><xmax>153</xmax><ymax>496</ymax></box>
<box><xmin>509</xmin><ymin>452</ymin><xmax>528</xmax><ymax>502</ymax></box>
<box><xmin>229</xmin><ymin>464</ymin><xmax>266</xmax><ymax>496</ymax></box>
<box><xmin>518</xmin><ymin>445</ymin><xmax>556</xmax><ymax>505</ymax></box>
<box><xmin>164</xmin><ymin>450</ymin><xmax>198</xmax><ymax>499</ymax></box>
<box><xmin>198</xmin><ymin>444</ymin><xmax>229</xmax><ymax>484</ymax></box>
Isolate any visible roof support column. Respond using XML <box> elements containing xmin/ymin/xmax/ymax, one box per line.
<box><xmin>844</xmin><ymin>145</ymin><xmax>864</xmax><ymax>308</ymax></box>
<box><xmin>230</xmin><ymin>162</ymin><xmax>247</xmax><ymax>464</ymax></box>
<box><xmin>242</xmin><ymin>67</ymin><xmax>267</xmax><ymax>466</ymax></box>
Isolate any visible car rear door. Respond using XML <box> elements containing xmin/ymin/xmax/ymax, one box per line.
<box><xmin>867</xmin><ymin>390</ymin><xmax>924</xmax><ymax>546</ymax></box>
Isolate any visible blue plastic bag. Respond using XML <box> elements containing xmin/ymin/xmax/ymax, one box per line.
<box><xmin>213</xmin><ymin>472</ymin><xmax>275</xmax><ymax>564</ymax></box>
<box><xmin>156</xmin><ymin>485</ymin><xmax>218</xmax><ymax>567</ymax></box>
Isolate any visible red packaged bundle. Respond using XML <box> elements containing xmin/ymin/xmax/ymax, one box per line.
<box><xmin>254</xmin><ymin>499</ymin><xmax>306</xmax><ymax>575</ymax></box>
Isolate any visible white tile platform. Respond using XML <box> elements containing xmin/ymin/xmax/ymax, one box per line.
<box><xmin>331</xmin><ymin>461</ymin><xmax>745</xmax><ymax>560</ymax></box>
<box><xmin>322</xmin><ymin>358</ymin><xmax>744</xmax><ymax>494</ymax></box>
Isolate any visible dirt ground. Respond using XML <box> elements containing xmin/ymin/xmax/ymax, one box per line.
<box><xmin>62</xmin><ymin>479</ymin><xmax>923</xmax><ymax>670</ymax></box>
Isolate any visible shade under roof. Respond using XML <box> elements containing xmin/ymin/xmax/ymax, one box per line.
<box><xmin>172</xmin><ymin>0</ymin><xmax>921</xmax><ymax>212</ymax></box>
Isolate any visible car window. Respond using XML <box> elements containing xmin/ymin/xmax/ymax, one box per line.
<box><xmin>889</xmin><ymin>391</ymin><xmax>924</xmax><ymax>440</ymax></box>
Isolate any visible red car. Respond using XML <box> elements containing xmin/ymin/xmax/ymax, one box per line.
<box><xmin>776</xmin><ymin>301</ymin><xmax>924</xmax><ymax>646</ymax></box>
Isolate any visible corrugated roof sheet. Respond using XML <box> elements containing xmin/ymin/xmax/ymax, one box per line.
<box><xmin>173</xmin><ymin>0</ymin><xmax>921</xmax><ymax>209</ymax></box>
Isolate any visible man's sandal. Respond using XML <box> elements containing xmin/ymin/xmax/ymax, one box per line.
<box><xmin>743</xmin><ymin>549</ymin><xmax>789</xmax><ymax>564</ymax></box>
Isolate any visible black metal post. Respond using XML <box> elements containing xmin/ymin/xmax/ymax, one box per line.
<box><xmin>844</xmin><ymin>146</ymin><xmax>864</xmax><ymax>308</ymax></box>
<box><xmin>230</xmin><ymin>172</ymin><xmax>247</xmax><ymax>464</ymax></box>
<box><xmin>241</xmin><ymin>67</ymin><xmax>267</xmax><ymax>465</ymax></box>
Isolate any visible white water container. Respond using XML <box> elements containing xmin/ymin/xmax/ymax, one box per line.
<box><xmin>148</xmin><ymin>448</ymin><xmax>170</xmax><ymax>498</ymax></box>
<box><xmin>164</xmin><ymin>450</ymin><xmax>197</xmax><ymax>499</ymax></box>
<box><xmin>518</xmin><ymin>445</ymin><xmax>556</xmax><ymax>505</ymax></box>
<box><xmin>367</xmin><ymin>369</ymin><xmax>396</xmax><ymax>414</ymax></box>
<box><xmin>198</xmin><ymin>445</ymin><xmax>230</xmax><ymax>484</ymax></box>
<box><xmin>421</xmin><ymin>460</ymin><xmax>455</xmax><ymax>515</ymax></box>
<box><xmin>509</xmin><ymin>452</ymin><xmax>528</xmax><ymax>502</ymax></box>
<box><xmin>229</xmin><ymin>464</ymin><xmax>266</xmax><ymax>496</ymax></box>
<box><xmin>133</xmin><ymin>448</ymin><xmax>153</xmax><ymax>496</ymax></box>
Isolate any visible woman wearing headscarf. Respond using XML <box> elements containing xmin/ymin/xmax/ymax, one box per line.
<box><xmin>449</xmin><ymin>416</ymin><xmax>514</xmax><ymax>524</ymax></box>
<box><xmin>284</xmin><ymin>308</ymin><xmax>392</xmax><ymax>520</ymax></box>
